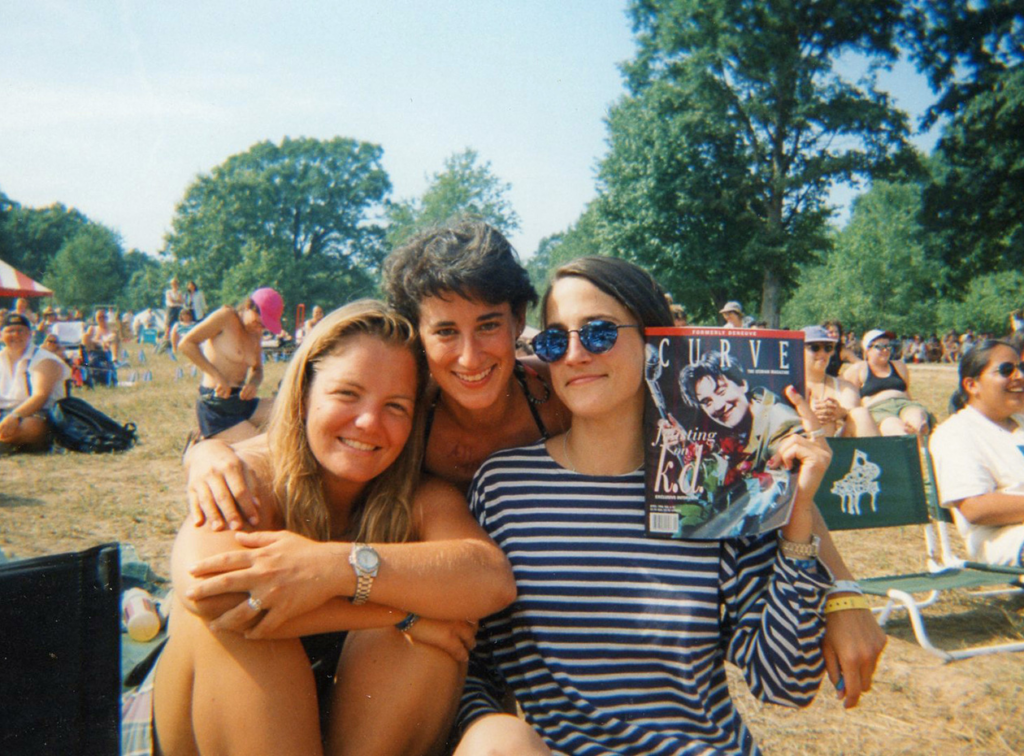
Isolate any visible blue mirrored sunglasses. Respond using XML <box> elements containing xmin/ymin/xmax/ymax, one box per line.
<box><xmin>531</xmin><ymin>320</ymin><xmax>639</xmax><ymax>363</ymax></box>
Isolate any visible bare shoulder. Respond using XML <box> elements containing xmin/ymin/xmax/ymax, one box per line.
<box><xmin>835</xmin><ymin>376</ymin><xmax>863</xmax><ymax>405</ymax></box>
<box><xmin>181</xmin><ymin>306</ymin><xmax>234</xmax><ymax>344</ymax></box>
<box><xmin>846</xmin><ymin>361</ymin><xmax>867</xmax><ymax>385</ymax></box>
<box><xmin>237</xmin><ymin>440</ymin><xmax>283</xmax><ymax>529</ymax></box>
<box><xmin>412</xmin><ymin>474</ymin><xmax>467</xmax><ymax>513</ymax></box>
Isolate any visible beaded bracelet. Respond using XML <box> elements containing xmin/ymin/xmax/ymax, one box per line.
<box><xmin>395</xmin><ymin>612</ymin><xmax>419</xmax><ymax>633</ymax></box>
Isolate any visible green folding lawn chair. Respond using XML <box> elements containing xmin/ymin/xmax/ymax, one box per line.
<box><xmin>815</xmin><ymin>436</ymin><xmax>1024</xmax><ymax>662</ymax></box>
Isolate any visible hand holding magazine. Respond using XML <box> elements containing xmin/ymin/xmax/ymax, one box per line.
<box><xmin>644</xmin><ymin>327</ymin><xmax>805</xmax><ymax>539</ymax></box>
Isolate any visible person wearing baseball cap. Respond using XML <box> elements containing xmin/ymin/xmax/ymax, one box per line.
<box><xmin>801</xmin><ymin>325</ymin><xmax>878</xmax><ymax>438</ymax></box>
<box><xmin>848</xmin><ymin>328</ymin><xmax>933</xmax><ymax>436</ymax></box>
<box><xmin>719</xmin><ymin>301</ymin><xmax>745</xmax><ymax>328</ymax></box>
<box><xmin>177</xmin><ymin>287</ymin><xmax>283</xmax><ymax>442</ymax></box>
<box><xmin>1</xmin><ymin>312</ymin><xmax>72</xmax><ymax>453</ymax></box>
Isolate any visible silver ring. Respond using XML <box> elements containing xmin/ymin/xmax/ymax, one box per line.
<box><xmin>247</xmin><ymin>595</ymin><xmax>263</xmax><ymax>612</ymax></box>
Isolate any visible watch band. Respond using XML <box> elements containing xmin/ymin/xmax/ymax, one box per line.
<box><xmin>824</xmin><ymin>595</ymin><xmax>871</xmax><ymax>614</ymax></box>
<box><xmin>778</xmin><ymin>534</ymin><xmax>820</xmax><ymax>561</ymax></box>
<box><xmin>349</xmin><ymin>543</ymin><xmax>378</xmax><ymax>606</ymax></box>
<box><xmin>352</xmin><ymin>572</ymin><xmax>374</xmax><ymax>605</ymax></box>
<box><xmin>827</xmin><ymin>579</ymin><xmax>864</xmax><ymax>597</ymax></box>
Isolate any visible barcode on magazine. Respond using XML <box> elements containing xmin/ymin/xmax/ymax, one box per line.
<box><xmin>649</xmin><ymin>512</ymin><xmax>679</xmax><ymax>534</ymax></box>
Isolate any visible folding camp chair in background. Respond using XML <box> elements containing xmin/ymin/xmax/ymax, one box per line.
<box><xmin>0</xmin><ymin>543</ymin><xmax>121</xmax><ymax>755</ymax></box>
<box><xmin>815</xmin><ymin>436</ymin><xmax>1024</xmax><ymax>662</ymax></box>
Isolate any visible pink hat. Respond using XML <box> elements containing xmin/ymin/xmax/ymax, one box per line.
<box><xmin>251</xmin><ymin>287</ymin><xmax>283</xmax><ymax>334</ymax></box>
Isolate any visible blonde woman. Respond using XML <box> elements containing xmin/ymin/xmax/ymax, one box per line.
<box><xmin>122</xmin><ymin>301</ymin><xmax>515</xmax><ymax>756</ymax></box>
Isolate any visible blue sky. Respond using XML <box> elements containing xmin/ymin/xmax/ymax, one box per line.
<box><xmin>0</xmin><ymin>1</ymin><xmax>939</xmax><ymax>260</ymax></box>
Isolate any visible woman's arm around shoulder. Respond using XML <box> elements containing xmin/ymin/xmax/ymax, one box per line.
<box><xmin>171</xmin><ymin>446</ymin><xmax>280</xmax><ymax>623</ymax></box>
<box><xmin>367</xmin><ymin>475</ymin><xmax>517</xmax><ymax>620</ymax></box>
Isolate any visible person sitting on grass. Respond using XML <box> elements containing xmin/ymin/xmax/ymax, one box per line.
<box><xmin>169</xmin><ymin>307</ymin><xmax>196</xmax><ymax>353</ymax></box>
<box><xmin>802</xmin><ymin>325</ymin><xmax>878</xmax><ymax>438</ymax></box>
<box><xmin>0</xmin><ymin>313</ymin><xmax>71</xmax><ymax>454</ymax></box>
<box><xmin>177</xmin><ymin>287</ymin><xmax>282</xmax><ymax>443</ymax></box>
<box><xmin>847</xmin><ymin>329</ymin><xmax>933</xmax><ymax>436</ymax></box>
<box><xmin>121</xmin><ymin>300</ymin><xmax>516</xmax><ymax>756</ymax></box>
<box><xmin>930</xmin><ymin>339</ymin><xmax>1024</xmax><ymax>567</ymax></box>
<box><xmin>83</xmin><ymin>308</ymin><xmax>121</xmax><ymax>387</ymax></box>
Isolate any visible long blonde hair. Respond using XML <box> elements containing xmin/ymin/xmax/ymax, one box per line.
<box><xmin>268</xmin><ymin>299</ymin><xmax>427</xmax><ymax>543</ymax></box>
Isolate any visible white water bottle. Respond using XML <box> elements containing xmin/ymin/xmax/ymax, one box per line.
<box><xmin>122</xmin><ymin>587</ymin><xmax>162</xmax><ymax>642</ymax></box>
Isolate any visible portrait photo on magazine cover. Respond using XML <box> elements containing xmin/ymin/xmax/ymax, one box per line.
<box><xmin>644</xmin><ymin>327</ymin><xmax>805</xmax><ymax>540</ymax></box>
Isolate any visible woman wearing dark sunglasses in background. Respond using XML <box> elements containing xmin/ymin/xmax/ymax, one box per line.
<box><xmin>802</xmin><ymin>326</ymin><xmax>878</xmax><ymax>438</ymax></box>
<box><xmin>848</xmin><ymin>328</ymin><xmax>933</xmax><ymax>436</ymax></box>
<box><xmin>930</xmin><ymin>340</ymin><xmax>1024</xmax><ymax>567</ymax></box>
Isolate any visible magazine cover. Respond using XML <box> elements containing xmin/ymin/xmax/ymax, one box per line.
<box><xmin>643</xmin><ymin>327</ymin><xmax>806</xmax><ymax>539</ymax></box>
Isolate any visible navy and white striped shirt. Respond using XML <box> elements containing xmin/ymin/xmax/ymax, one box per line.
<box><xmin>459</xmin><ymin>442</ymin><xmax>829</xmax><ymax>756</ymax></box>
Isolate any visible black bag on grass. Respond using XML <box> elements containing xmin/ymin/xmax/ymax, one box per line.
<box><xmin>49</xmin><ymin>396</ymin><xmax>138</xmax><ymax>453</ymax></box>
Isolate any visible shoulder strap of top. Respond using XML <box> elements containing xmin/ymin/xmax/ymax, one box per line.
<box><xmin>514</xmin><ymin>361</ymin><xmax>551</xmax><ymax>439</ymax></box>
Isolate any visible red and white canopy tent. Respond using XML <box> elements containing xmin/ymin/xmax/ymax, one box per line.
<box><xmin>0</xmin><ymin>258</ymin><xmax>53</xmax><ymax>298</ymax></box>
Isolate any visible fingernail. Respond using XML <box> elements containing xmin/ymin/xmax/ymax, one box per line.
<box><xmin>836</xmin><ymin>675</ymin><xmax>845</xmax><ymax>692</ymax></box>
<box><xmin>249</xmin><ymin>516</ymin><xmax>259</xmax><ymax>526</ymax></box>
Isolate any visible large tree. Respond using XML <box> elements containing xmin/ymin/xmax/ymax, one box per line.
<box><xmin>909</xmin><ymin>0</ymin><xmax>1024</xmax><ymax>286</ymax></box>
<box><xmin>0</xmin><ymin>202</ymin><xmax>90</xmax><ymax>283</ymax></box>
<box><xmin>385</xmin><ymin>149</ymin><xmax>520</xmax><ymax>249</ymax></box>
<box><xmin>43</xmin><ymin>224</ymin><xmax>127</xmax><ymax>309</ymax></box>
<box><xmin>781</xmin><ymin>181</ymin><xmax>940</xmax><ymax>334</ymax></box>
<box><xmin>598</xmin><ymin>0</ymin><xmax>913</xmax><ymax>325</ymax></box>
<box><xmin>165</xmin><ymin>136</ymin><xmax>391</xmax><ymax>312</ymax></box>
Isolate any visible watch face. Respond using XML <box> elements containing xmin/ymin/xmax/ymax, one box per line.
<box><xmin>356</xmin><ymin>548</ymin><xmax>379</xmax><ymax>571</ymax></box>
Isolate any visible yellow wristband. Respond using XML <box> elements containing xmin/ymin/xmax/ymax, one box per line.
<box><xmin>823</xmin><ymin>595</ymin><xmax>870</xmax><ymax>614</ymax></box>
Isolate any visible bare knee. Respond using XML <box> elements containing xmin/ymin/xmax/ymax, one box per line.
<box><xmin>329</xmin><ymin>628</ymin><xmax>465</xmax><ymax>756</ymax></box>
<box><xmin>878</xmin><ymin>416</ymin><xmax>907</xmax><ymax>436</ymax></box>
<box><xmin>453</xmin><ymin>714</ymin><xmax>551</xmax><ymax>756</ymax></box>
<box><xmin>155</xmin><ymin>609</ymin><xmax>321</xmax><ymax>756</ymax></box>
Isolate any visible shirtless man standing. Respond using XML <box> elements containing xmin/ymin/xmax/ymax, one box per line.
<box><xmin>178</xmin><ymin>287</ymin><xmax>283</xmax><ymax>442</ymax></box>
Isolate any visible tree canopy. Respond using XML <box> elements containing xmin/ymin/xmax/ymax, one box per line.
<box><xmin>385</xmin><ymin>149</ymin><xmax>520</xmax><ymax>250</ymax></box>
<box><xmin>165</xmin><ymin>136</ymin><xmax>391</xmax><ymax>317</ymax></box>
<box><xmin>909</xmin><ymin>0</ymin><xmax>1024</xmax><ymax>287</ymax></box>
<box><xmin>42</xmin><ymin>224</ymin><xmax>128</xmax><ymax>309</ymax></box>
<box><xmin>595</xmin><ymin>0</ymin><xmax>914</xmax><ymax>324</ymax></box>
<box><xmin>782</xmin><ymin>181</ymin><xmax>941</xmax><ymax>333</ymax></box>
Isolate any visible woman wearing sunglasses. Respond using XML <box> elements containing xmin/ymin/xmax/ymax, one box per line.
<box><xmin>929</xmin><ymin>340</ymin><xmax>1024</xmax><ymax>567</ymax></box>
<box><xmin>802</xmin><ymin>326</ymin><xmax>878</xmax><ymax>438</ymax></box>
<box><xmin>454</xmin><ymin>257</ymin><xmax>834</xmax><ymax>755</ymax></box>
<box><xmin>847</xmin><ymin>328</ymin><xmax>932</xmax><ymax>436</ymax></box>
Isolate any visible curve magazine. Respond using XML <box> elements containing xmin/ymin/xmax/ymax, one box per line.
<box><xmin>644</xmin><ymin>327</ymin><xmax>806</xmax><ymax>539</ymax></box>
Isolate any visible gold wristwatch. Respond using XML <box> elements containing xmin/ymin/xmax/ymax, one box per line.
<box><xmin>348</xmin><ymin>543</ymin><xmax>380</xmax><ymax>605</ymax></box>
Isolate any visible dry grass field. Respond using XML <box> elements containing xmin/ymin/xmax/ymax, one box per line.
<box><xmin>2</xmin><ymin>351</ymin><xmax>1022</xmax><ymax>754</ymax></box>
